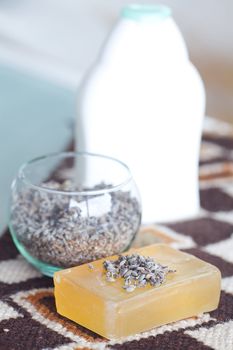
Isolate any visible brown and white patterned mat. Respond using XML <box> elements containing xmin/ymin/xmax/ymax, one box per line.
<box><xmin>1</xmin><ymin>117</ymin><xmax>233</xmax><ymax>350</ymax></box>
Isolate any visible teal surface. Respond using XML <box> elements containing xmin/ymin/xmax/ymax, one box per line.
<box><xmin>0</xmin><ymin>64</ymin><xmax>76</xmax><ymax>233</ymax></box>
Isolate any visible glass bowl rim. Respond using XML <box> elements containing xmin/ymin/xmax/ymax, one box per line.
<box><xmin>17</xmin><ymin>151</ymin><xmax>133</xmax><ymax>196</ymax></box>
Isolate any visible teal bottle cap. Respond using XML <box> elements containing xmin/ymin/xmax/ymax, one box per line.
<box><xmin>121</xmin><ymin>4</ymin><xmax>171</xmax><ymax>21</ymax></box>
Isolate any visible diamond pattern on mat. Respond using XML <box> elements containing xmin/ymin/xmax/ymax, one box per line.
<box><xmin>183</xmin><ymin>248</ymin><xmax>233</xmax><ymax>278</ymax></box>
<box><xmin>0</xmin><ymin>317</ymin><xmax>72</xmax><ymax>350</ymax></box>
<box><xmin>111</xmin><ymin>330</ymin><xmax>213</xmax><ymax>350</ymax></box>
<box><xmin>221</xmin><ymin>276</ymin><xmax>233</xmax><ymax>294</ymax></box>
<box><xmin>202</xmin><ymin>135</ymin><xmax>233</xmax><ymax>150</ymax></box>
<box><xmin>204</xmin><ymin>235</ymin><xmax>233</xmax><ymax>264</ymax></box>
<box><xmin>0</xmin><ymin>301</ymin><xmax>22</xmax><ymax>322</ymax></box>
<box><xmin>108</xmin><ymin>313</ymin><xmax>214</xmax><ymax>348</ymax></box>
<box><xmin>0</xmin><ymin>232</ymin><xmax>18</xmax><ymax>261</ymax></box>
<box><xmin>185</xmin><ymin>320</ymin><xmax>233</xmax><ymax>350</ymax></box>
<box><xmin>200</xmin><ymin>141</ymin><xmax>226</xmax><ymax>163</ymax></box>
<box><xmin>0</xmin><ymin>256</ymin><xmax>41</xmax><ymax>284</ymax></box>
<box><xmin>210</xmin><ymin>291</ymin><xmax>233</xmax><ymax>322</ymax></box>
<box><xmin>209</xmin><ymin>211</ymin><xmax>233</xmax><ymax>226</ymax></box>
<box><xmin>200</xmin><ymin>188</ymin><xmax>233</xmax><ymax>212</ymax></box>
<box><xmin>0</xmin><ymin>277</ymin><xmax>53</xmax><ymax>299</ymax></box>
<box><xmin>166</xmin><ymin>218</ymin><xmax>233</xmax><ymax>246</ymax></box>
<box><xmin>50</xmin><ymin>343</ymin><xmax>86</xmax><ymax>350</ymax></box>
<box><xmin>199</xmin><ymin>157</ymin><xmax>230</xmax><ymax>166</ymax></box>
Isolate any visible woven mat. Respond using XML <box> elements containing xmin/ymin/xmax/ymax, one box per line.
<box><xmin>1</xmin><ymin>117</ymin><xmax>233</xmax><ymax>350</ymax></box>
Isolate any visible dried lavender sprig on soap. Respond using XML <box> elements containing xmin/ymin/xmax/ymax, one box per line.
<box><xmin>103</xmin><ymin>254</ymin><xmax>176</xmax><ymax>292</ymax></box>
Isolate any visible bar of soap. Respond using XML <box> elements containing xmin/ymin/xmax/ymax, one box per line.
<box><xmin>54</xmin><ymin>244</ymin><xmax>221</xmax><ymax>339</ymax></box>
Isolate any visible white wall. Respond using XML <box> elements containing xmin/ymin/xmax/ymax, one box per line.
<box><xmin>0</xmin><ymin>0</ymin><xmax>232</xmax><ymax>87</ymax></box>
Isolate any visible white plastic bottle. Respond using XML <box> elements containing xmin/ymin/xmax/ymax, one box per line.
<box><xmin>76</xmin><ymin>4</ymin><xmax>205</xmax><ymax>223</ymax></box>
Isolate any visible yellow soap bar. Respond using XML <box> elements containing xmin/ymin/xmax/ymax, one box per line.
<box><xmin>54</xmin><ymin>244</ymin><xmax>221</xmax><ymax>339</ymax></box>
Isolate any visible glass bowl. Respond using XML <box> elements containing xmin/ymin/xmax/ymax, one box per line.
<box><xmin>9</xmin><ymin>152</ymin><xmax>141</xmax><ymax>276</ymax></box>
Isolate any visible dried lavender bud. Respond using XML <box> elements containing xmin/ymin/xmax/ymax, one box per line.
<box><xmin>106</xmin><ymin>276</ymin><xmax>116</xmax><ymax>282</ymax></box>
<box><xmin>124</xmin><ymin>270</ymin><xmax>132</xmax><ymax>278</ymax></box>
<box><xmin>123</xmin><ymin>285</ymin><xmax>136</xmax><ymax>293</ymax></box>
<box><xmin>103</xmin><ymin>253</ymin><xmax>176</xmax><ymax>292</ymax></box>
<box><xmin>88</xmin><ymin>263</ymin><xmax>94</xmax><ymax>270</ymax></box>
<box><xmin>139</xmin><ymin>274</ymin><xmax>146</xmax><ymax>281</ymax></box>
<box><xmin>121</xmin><ymin>268</ymin><xmax>129</xmax><ymax>276</ymax></box>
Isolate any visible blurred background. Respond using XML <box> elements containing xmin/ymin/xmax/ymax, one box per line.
<box><xmin>0</xmin><ymin>0</ymin><xmax>233</xmax><ymax>232</ymax></box>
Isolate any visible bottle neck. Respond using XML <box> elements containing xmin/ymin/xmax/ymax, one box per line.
<box><xmin>121</xmin><ymin>4</ymin><xmax>172</xmax><ymax>22</ymax></box>
<box><xmin>99</xmin><ymin>6</ymin><xmax>188</xmax><ymax>69</ymax></box>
